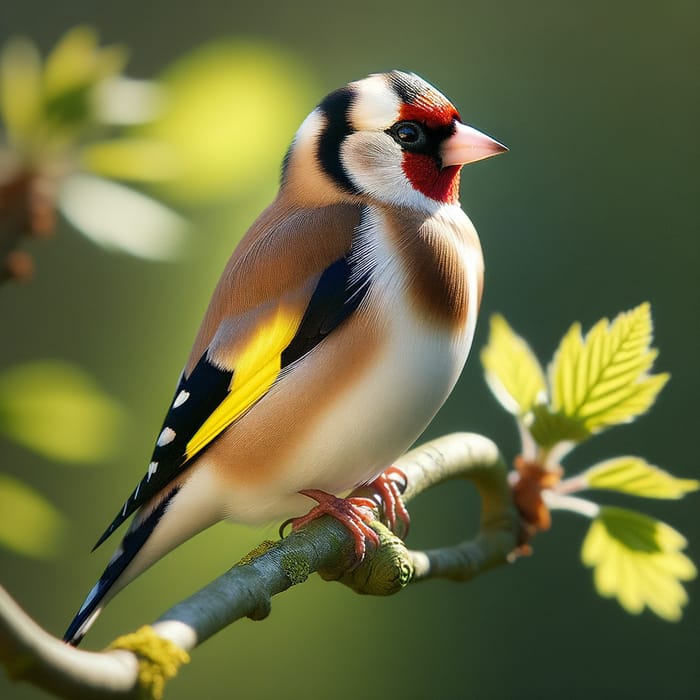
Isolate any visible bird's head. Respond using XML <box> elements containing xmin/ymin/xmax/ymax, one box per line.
<box><xmin>281</xmin><ymin>70</ymin><xmax>507</xmax><ymax>210</ymax></box>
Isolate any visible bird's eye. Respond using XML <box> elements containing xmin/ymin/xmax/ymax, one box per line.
<box><xmin>390</xmin><ymin>121</ymin><xmax>427</xmax><ymax>148</ymax></box>
<box><xmin>396</xmin><ymin>123</ymin><xmax>421</xmax><ymax>142</ymax></box>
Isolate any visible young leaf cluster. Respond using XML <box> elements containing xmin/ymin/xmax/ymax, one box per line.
<box><xmin>0</xmin><ymin>27</ymin><xmax>127</xmax><ymax>158</ymax></box>
<box><xmin>0</xmin><ymin>27</ymin><xmax>317</xmax><ymax>266</ymax></box>
<box><xmin>0</xmin><ymin>26</ymin><xmax>190</xmax><ymax>262</ymax></box>
<box><xmin>481</xmin><ymin>303</ymin><xmax>698</xmax><ymax>621</ymax></box>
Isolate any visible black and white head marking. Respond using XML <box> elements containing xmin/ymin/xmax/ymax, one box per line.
<box><xmin>315</xmin><ymin>86</ymin><xmax>359</xmax><ymax>195</ymax></box>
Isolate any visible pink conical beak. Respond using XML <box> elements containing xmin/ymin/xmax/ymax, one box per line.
<box><xmin>441</xmin><ymin>121</ymin><xmax>508</xmax><ymax>167</ymax></box>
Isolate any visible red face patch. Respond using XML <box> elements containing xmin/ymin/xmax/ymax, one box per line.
<box><xmin>402</xmin><ymin>155</ymin><xmax>461</xmax><ymax>203</ymax></box>
<box><xmin>397</xmin><ymin>97</ymin><xmax>462</xmax><ymax>203</ymax></box>
<box><xmin>399</xmin><ymin>101</ymin><xmax>459</xmax><ymax>130</ymax></box>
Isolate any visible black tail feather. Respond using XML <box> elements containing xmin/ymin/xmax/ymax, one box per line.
<box><xmin>64</xmin><ymin>487</ymin><xmax>180</xmax><ymax>646</ymax></box>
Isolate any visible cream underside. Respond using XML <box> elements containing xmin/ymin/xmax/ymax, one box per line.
<box><xmin>189</xmin><ymin>204</ymin><xmax>478</xmax><ymax>520</ymax></box>
<box><xmin>117</xmin><ymin>204</ymin><xmax>480</xmax><ymax>589</ymax></box>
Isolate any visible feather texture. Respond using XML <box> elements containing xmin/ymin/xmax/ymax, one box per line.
<box><xmin>64</xmin><ymin>71</ymin><xmax>503</xmax><ymax>646</ymax></box>
<box><xmin>91</xmin><ymin>203</ymin><xmax>370</xmax><ymax>553</ymax></box>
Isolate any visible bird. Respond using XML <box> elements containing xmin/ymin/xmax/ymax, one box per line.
<box><xmin>63</xmin><ymin>70</ymin><xmax>507</xmax><ymax>646</ymax></box>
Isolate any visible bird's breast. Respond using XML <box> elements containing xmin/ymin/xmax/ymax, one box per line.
<box><xmin>370</xmin><ymin>202</ymin><xmax>483</xmax><ymax>336</ymax></box>
<box><xmin>197</xmin><ymin>203</ymin><xmax>483</xmax><ymax>522</ymax></box>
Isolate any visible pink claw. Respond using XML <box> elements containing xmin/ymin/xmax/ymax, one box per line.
<box><xmin>281</xmin><ymin>489</ymin><xmax>380</xmax><ymax>563</ymax></box>
<box><xmin>367</xmin><ymin>466</ymin><xmax>410</xmax><ymax>538</ymax></box>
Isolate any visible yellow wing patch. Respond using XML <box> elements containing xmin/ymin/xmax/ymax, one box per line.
<box><xmin>185</xmin><ymin>305</ymin><xmax>303</xmax><ymax>460</ymax></box>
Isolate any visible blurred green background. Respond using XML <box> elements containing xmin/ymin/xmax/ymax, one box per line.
<box><xmin>1</xmin><ymin>1</ymin><xmax>698</xmax><ymax>698</ymax></box>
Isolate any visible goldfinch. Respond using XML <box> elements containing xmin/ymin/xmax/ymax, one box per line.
<box><xmin>63</xmin><ymin>70</ymin><xmax>506</xmax><ymax>646</ymax></box>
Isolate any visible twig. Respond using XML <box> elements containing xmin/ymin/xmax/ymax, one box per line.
<box><xmin>0</xmin><ymin>432</ymin><xmax>519</xmax><ymax>699</ymax></box>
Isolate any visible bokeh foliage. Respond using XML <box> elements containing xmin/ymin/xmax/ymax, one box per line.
<box><xmin>0</xmin><ymin>29</ymin><xmax>315</xmax><ymax>566</ymax></box>
<box><xmin>0</xmin><ymin>3</ymin><xmax>698</xmax><ymax>699</ymax></box>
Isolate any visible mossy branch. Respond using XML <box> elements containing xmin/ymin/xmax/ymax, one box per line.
<box><xmin>0</xmin><ymin>432</ymin><xmax>519</xmax><ymax>699</ymax></box>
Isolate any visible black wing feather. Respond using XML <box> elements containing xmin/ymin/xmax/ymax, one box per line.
<box><xmin>281</xmin><ymin>255</ymin><xmax>369</xmax><ymax>367</ymax></box>
<box><xmin>64</xmin><ymin>486</ymin><xmax>181</xmax><ymax>646</ymax></box>
<box><xmin>92</xmin><ymin>360</ymin><xmax>233</xmax><ymax>550</ymax></box>
<box><xmin>92</xmin><ymin>244</ymin><xmax>371</xmax><ymax>551</ymax></box>
<box><xmin>66</xmin><ymin>228</ymin><xmax>373</xmax><ymax>645</ymax></box>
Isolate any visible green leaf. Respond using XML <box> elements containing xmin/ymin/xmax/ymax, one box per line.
<box><xmin>549</xmin><ymin>303</ymin><xmax>668</xmax><ymax>435</ymax></box>
<box><xmin>140</xmin><ymin>39</ymin><xmax>317</xmax><ymax>203</ymax></box>
<box><xmin>41</xmin><ymin>26</ymin><xmax>126</xmax><ymax>133</ymax></box>
<box><xmin>92</xmin><ymin>77</ymin><xmax>165</xmax><ymax>126</ymax></box>
<box><xmin>584</xmin><ymin>457</ymin><xmax>699</xmax><ymax>499</ymax></box>
<box><xmin>480</xmin><ymin>314</ymin><xmax>547</xmax><ymax>415</ymax></box>
<box><xmin>59</xmin><ymin>173</ymin><xmax>188</xmax><ymax>260</ymax></box>
<box><xmin>581</xmin><ymin>507</ymin><xmax>696</xmax><ymax>621</ymax></box>
<box><xmin>527</xmin><ymin>404</ymin><xmax>590</xmax><ymax>448</ymax></box>
<box><xmin>43</xmin><ymin>26</ymin><xmax>126</xmax><ymax>101</ymax></box>
<box><xmin>80</xmin><ymin>138</ymin><xmax>180</xmax><ymax>183</ymax></box>
<box><xmin>0</xmin><ymin>474</ymin><xmax>67</xmax><ymax>558</ymax></box>
<box><xmin>0</xmin><ymin>37</ymin><xmax>42</xmax><ymax>147</ymax></box>
<box><xmin>0</xmin><ymin>360</ymin><xmax>124</xmax><ymax>464</ymax></box>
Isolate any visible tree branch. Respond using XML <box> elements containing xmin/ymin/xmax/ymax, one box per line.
<box><xmin>0</xmin><ymin>432</ymin><xmax>519</xmax><ymax>699</ymax></box>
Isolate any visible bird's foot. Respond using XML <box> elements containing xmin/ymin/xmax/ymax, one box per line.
<box><xmin>280</xmin><ymin>489</ymin><xmax>380</xmax><ymax>563</ymax></box>
<box><xmin>367</xmin><ymin>466</ymin><xmax>410</xmax><ymax>538</ymax></box>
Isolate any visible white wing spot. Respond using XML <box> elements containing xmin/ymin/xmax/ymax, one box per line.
<box><xmin>157</xmin><ymin>427</ymin><xmax>176</xmax><ymax>447</ymax></box>
<box><xmin>147</xmin><ymin>461</ymin><xmax>159</xmax><ymax>481</ymax></box>
<box><xmin>173</xmin><ymin>390</ymin><xmax>190</xmax><ymax>408</ymax></box>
